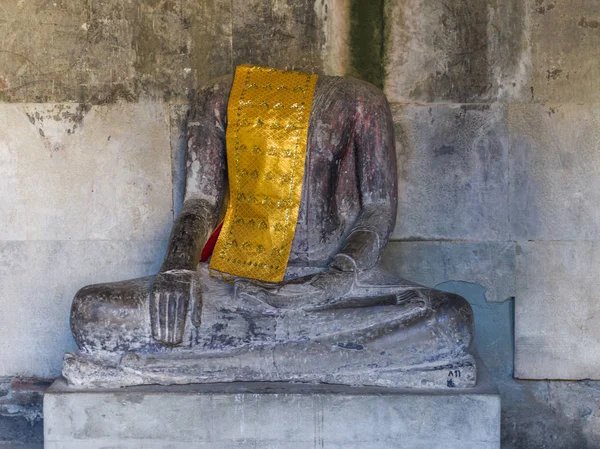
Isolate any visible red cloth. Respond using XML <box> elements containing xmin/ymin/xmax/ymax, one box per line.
<box><xmin>200</xmin><ymin>221</ymin><xmax>224</xmax><ymax>262</ymax></box>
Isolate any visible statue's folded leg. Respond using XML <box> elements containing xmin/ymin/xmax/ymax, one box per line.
<box><xmin>66</xmin><ymin>267</ymin><xmax>475</xmax><ymax>388</ymax></box>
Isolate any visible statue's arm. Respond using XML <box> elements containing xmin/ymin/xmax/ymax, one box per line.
<box><xmin>150</xmin><ymin>76</ymin><xmax>231</xmax><ymax>345</ymax></box>
<box><xmin>330</xmin><ymin>83</ymin><xmax>398</xmax><ymax>272</ymax></box>
<box><xmin>160</xmin><ymin>76</ymin><xmax>232</xmax><ymax>272</ymax></box>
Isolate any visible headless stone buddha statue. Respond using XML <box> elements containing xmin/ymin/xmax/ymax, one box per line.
<box><xmin>63</xmin><ymin>66</ymin><xmax>476</xmax><ymax>389</ymax></box>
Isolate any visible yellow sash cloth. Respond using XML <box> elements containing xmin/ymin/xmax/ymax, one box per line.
<box><xmin>209</xmin><ymin>65</ymin><xmax>319</xmax><ymax>282</ymax></box>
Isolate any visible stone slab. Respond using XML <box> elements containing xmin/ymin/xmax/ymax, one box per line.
<box><xmin>509</xmin><ymin>103</ymin><xmax>600</xmax><ymax>240</ymax></box>
<box><xmin>382</xmin><ymin>241</ymin><xmax>516</xmax><ymax>303</ymax></box>
<box><xmin>392</xmin><ymin>103</ymin><xmax>509</xmax><ymax>241</ymax></box>
<box><xmin>44</xmin><ymin>362</ymin><xmax>500</xmax><ymax>449</ymax></box>
<box><xmin>0</xmin><ymin>102</ymin><xmax>173</xmax><ymax>241</ymax></box>
<box><xmin>515</xmin><ymin>241</ymin><xmax>600</xmax><ymax>379</ymax></box>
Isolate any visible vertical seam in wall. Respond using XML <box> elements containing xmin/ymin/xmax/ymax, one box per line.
<box><xmin>506</xmin><ymin>103</ymin><xmax>518</xmax><ymax>339</ymax></box>
<box><xmin>506</xmin><ymin>105</ymin><xmax>516</xmax><ymax>303</ymax></box>
<box><xmin>506</xmin><ymin>104</ymin><xmax>512</xmax><ymax>242</ymax></box>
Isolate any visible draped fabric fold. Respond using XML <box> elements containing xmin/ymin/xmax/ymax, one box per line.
<box><xmin>209</xmin><ymin>65</ymin><xmax>318</xmax><ymax>282</ymax></box>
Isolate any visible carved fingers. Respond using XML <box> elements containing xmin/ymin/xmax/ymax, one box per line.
<box><xmin>150</xmin><ymin>290</ymin><xmax>189</xmax><ymax>345</ymax></box>
<box><xmin>149</xmin><ymin>271</ymin><xmax>194</xmax><ymax>346</ymax></box>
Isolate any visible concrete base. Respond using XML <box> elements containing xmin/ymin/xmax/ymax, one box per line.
<box><xmin>44</xmin><ymin>363</ymin><xmax>500</xmax><ymax>449</ymax></box>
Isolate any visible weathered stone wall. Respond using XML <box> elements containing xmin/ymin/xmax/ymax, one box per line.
<box><xmin>0</xmin><ymin>0</ymin><xmax>344</xmax><ymax>374</ymax></box>
<box><xmin>1</xmin><ymin>0</ymin><xmax>599</xmax><ymax>447</ymax></box>
<box><xmin>380</xmin><ymin>0</ymin><xmax>600</xmax><ymax>447</ymax></box>
<box><xmin>0</xmin><ymin>1</ymin><xmax>342</xmax><ymax>445</ymax></box>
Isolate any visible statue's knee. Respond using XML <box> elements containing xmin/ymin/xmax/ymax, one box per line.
<box><xmin>70</xmin><ymin>278</ymin><xmax>153</xmax><ymax>352</ymax></box>
<box><xmin>432</xmin><ymin>291</ymin><xmax>474</xmax><ymax>351</ymax></box>
<box><xmin>71</xmin><ymin>283</ymin><xmax>124</xmax><ymax>350</ymax></box>
<box><xmin>441</xmin><ymin>292</ymin><xmax>473</xmax><ymax>325</ymax></box>
<box><xmin>71</xmin><ymin>284</ymin><xmax>104</xmax><ymax>351</ymax></box>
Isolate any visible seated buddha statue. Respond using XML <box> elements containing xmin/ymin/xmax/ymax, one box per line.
<box><xmin>64</xmin><ymin>66</ymin><xmax>476</xmax><ymax>389</ymax></box>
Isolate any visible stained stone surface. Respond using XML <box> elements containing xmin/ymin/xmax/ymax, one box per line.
<box><xmin>515</xmin><ymin>241</ymin><xmax>600</xmax><ymax>379</ymax></box>
<box><xmin>0</xmin><ymin>0</ymin><xmax>350</xmax><ymax>105</ymax></box>
<box><xmin>0</xmin><ymin>444</ymin><xmax>42</xmax><ymax>449</ymax></box>
<box><xmin>186</xmin><ymin>0</ymin><xmax>234</xmax><ymax>88</ymax></box>
<box><xmin>528</xmin><ymin>0</ymin><xmax>600</xmax><ymax>103</ymax></box>
<box><xmin>392</xmin><ymin>103</ymin><xmax>509</xmax><ymax>241</ymax></box>
<box><xmin>509</xmin><ymin>103</ymin><xmax>600</xmax><ymax>240</ymax></box>
<box><xmin>319</xmin><ymin>0</ymin><xmax>350</xmax><ymax>76</ymax></box>
<box><xmin>231</xmin><ymin>0</ymin><xmax>326</xmax><ymax>73</ymax></box>
<box><xmin>0</xmin><ymin>0</ymin><xmax>234</xmax><ymax>103</ymax></box>
<box><xmin>0</xmin><ymin>377</ymin><xmax>50</xmax><ymax>447</ymax></box>
<box><xmin>0</xmin><ymin>102</ymin><xmax>173</xmax><ymax>241</ymax></box>
<box><xmin>384</xmin><ymin>0</ymin><xmax>530</xmax><ymax>102</ymax></box>
<box><xmin>44</xmin><ymin>365</ymin><xmax>500</xmax><ymax>449</ymax></box>
<box><xmin>382</xmin><ymin>241</ymin><xmax>516</xmax><ymax>303</ymax></box>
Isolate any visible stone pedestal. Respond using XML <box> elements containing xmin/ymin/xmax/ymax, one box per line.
<box><xmin>44</xmin><ymin>364</ymin><xmax>500</xmax><ymax>449</ymax></box>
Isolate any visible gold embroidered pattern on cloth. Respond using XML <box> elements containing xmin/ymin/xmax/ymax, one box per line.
<box><xmin>209</xmin><ymin>65</ymin><xmax>318</xmax><ymax>282</ymax></box>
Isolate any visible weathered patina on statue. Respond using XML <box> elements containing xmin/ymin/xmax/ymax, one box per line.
<box><xmin>64</xmin><ymin>67</ymin><xmax>476</xmax><ymax>389</ymax></box>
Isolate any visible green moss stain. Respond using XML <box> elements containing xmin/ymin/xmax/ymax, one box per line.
<box><xmin>348</xmin><ymin>0</ymin><xmax>386</xmax><ymax>89</ymax></box>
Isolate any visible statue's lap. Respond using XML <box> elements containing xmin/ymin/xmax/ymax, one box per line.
<box><xmin>71</xmin><ymin>264</ymin><xmax>473</xmax><ymax>358</ymax></box>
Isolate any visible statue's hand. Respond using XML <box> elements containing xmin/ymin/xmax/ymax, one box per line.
<box><xmin>149</xmin><ymin>270</ymin><xmax>195</xmax><ymax>345</ymax></box>
<box><xmin>235</xmin><ymin>268</ymin><xmax>355</xmax><ymax>310</ymax></box>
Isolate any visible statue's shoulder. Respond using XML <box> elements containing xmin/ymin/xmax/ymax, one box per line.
<box><xmin>317</xmin><ymin>75</ymin><xmax>389</xmax><ymax>108</ymax></box>
<box><xmin>320</xmin><ymin>74</ymin><xmax>384</xmax><ymax>93</ymax></box>
<box><xmin>194</xmin><ymin>72</ymin><xmax>388</xmax><ymax>111</ymax></box>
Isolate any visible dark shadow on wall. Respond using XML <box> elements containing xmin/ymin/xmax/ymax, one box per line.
<box><xmin>348</xmin><ymin>0</ymin><xmax>386</xmax><ymax>89</ymax></box>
